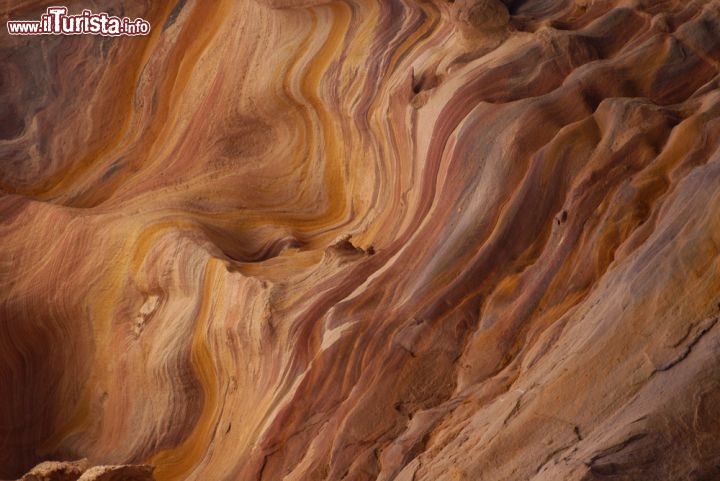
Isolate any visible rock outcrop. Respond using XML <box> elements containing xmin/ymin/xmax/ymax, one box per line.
<box><xmin>2</xmin><ymin>0</ymin><xmax>720</xmax><ymax>480</ymax></box>
<box><xmin>16</xmin><ymin>461</ymin><xmax>154</xmax><ymax>481</ymax></box>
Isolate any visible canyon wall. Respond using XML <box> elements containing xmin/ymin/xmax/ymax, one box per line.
<box><xmin>2</xmin><ymin>0</ymin><xmax>720</xmax><ymax>480</ymax></box>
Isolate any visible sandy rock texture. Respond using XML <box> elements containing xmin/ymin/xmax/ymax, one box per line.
<box><xmin>2</xmin><ymin>0</ymin><xmax>720</xmax><ymax>480</ymax></box>
<box><xmin>16</xmin><ymin>461</ymin><xmax>153</xmax><ymax>481</ymax></box>
<box><xmin>19</xmin><ymin>459</ymin><xmax>89</xmax><ymax>481</ymax></box>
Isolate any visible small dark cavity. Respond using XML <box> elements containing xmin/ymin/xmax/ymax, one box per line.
<box><xmin>505</xmin><ymin>0</ymin><xmax>522</xmax><ymax>16</ymax></box>
<box><xmin>164</xmin><ymin>0</ymin><xmax>188</xmax><ymax>31</ymax></box>
<box><xmin>412</xmin><ymin>77</ymin><xmax>422</xmax><ymax>95</ymax></box>
<box><xmin>581</xmin><ymin>87</ymin><xmax>604</xmax><ymax>112</ymax></box>
<box><xmin>411</xmin><ymin>69</ymin><xmax>439</xmax><ymax>96</ymax></box>
<box><xmin>101</xmin><ymin>160</ymin><xmax>123</xmax><ymax>181</ymax></box>
<box><xmin>509</xmin><ymin>17</ymin><xmax>536</xmax><ymax>33</ymax></box>
<box><xmin>556</xmin><ymin>209</ymin><xmax>568</xmax><ymax>225</ymax></box>
<box><xmin>331</xmin><ymin>237</ymin><xmax>363</xmax><ymax>254</ymax></box>
<box><xmin>666</xmin><ymin>111</ymin><xmax>683</xmax><ymax>129</ymax></box>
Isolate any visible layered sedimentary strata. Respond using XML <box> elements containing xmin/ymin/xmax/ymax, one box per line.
<box><xmin>2</xmin><ymin>0</ymin><xmax>720</xmax><ymax>480</ymax></box>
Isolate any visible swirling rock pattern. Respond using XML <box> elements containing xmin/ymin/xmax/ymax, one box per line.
<box><xmin>2</xmin><ymin>0</ymin><xmax>720</xmax><ymax>480</ymax></box>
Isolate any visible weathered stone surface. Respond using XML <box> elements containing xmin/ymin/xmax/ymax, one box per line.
<box><xmin>2</xmin><ymin>1</ymin><xmax>720</xmax><ymax>480</ymax></box>
<box><xmin>15</xmin><ymin>461</ymin><xmax>153</xmax><ymax>481</ymax></box>
<box><xmin>76</xmin><ymin>465</ymin><xmax>154</xmax><ymax>481</ymax></box>
<box><xmin>20</xmin><ymin>460</ymin><xmax>89</xmax><ymax>481</ymax></box>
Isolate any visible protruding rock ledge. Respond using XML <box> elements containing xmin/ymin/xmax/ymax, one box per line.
<box><xmin>76</xmin><ymin>465</ymin><xmax>154</xmax><ymax>481</ymax></box>
<box><xmin>17</xmin><ymin>462</ymin><xmax>154</xmax><ymax>481</ymax></box>
<box><xmin>20</xmin><ymin>460</ymin><xmax>89</xmax><ymax>481</ymax></box>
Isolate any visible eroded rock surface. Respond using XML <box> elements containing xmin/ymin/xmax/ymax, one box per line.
<box><xmin>20</xmin><ymin>460</ymin><xmax>89</xmax><ymax>481</ymax></box>
<box><xmin>16</xmin><ymin>461</ymin><xmax>153</xmax><ymax>481</ymax></box>
<box><xmin>2</xmin><ymin>0</ymin><xmax>720</xmax><ymax>480</ymax></box>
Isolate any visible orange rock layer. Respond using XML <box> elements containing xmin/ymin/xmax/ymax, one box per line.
<box><xmin>1</xmin><ymin>0</ymin><xmax>720</xmax><ymax>480</ymax></box>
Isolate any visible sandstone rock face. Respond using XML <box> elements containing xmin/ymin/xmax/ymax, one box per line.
<box><xmin>75</xmin><ymin>465</ymin><xmax>154</xmax><ymax>481</ymax></box>
<box><xmin>1</xmin><ymin>0</ymin><xmax>720</xmax><ymax>480</ymax></box>
<box><xmin>16</xmin><ymin>461</ymin><xmax>153</xmax><ymax>481</ymax></box>
<box><xmin>20</xmin><ymin>460</ymin><xmax>89</xmax><ymax>481</ymax></box>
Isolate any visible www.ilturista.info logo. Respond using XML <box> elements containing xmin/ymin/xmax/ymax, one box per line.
<box><xmin>7</xmin><ymin>6</ymin><xmax>151</xmax><ymax>36</ymax></box>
